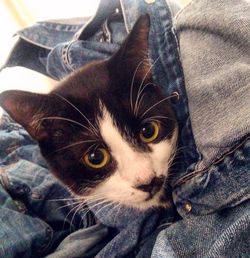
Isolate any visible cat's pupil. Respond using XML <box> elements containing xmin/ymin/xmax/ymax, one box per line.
<box><xmin>141</xmin><ymin>123</ymin><xmax>155</xmax><ymax>138</ymax></box>
<box><xmin>89</xmin><ymin>150</ymin><xmax>104</xmax><ymax>165</ymax></box>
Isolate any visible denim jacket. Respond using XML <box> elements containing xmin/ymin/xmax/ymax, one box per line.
<box><xmin>1</xmin><ymin>0</ymin><xmax>250</xmax><ymax>257</ymax></box>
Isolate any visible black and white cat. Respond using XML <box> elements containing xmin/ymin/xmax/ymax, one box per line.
<box><xmin>0</xmin><ymin>15</ymin><xmax>178</xmax><ymax>210</ymax></box>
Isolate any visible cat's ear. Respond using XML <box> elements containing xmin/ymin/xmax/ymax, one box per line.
<box><xmin>0</xmin><ymin>90</ymin><xmax>52</xmax><ymax>141</ymax></box>
<box><xmin>109</xmin><ymin>14</ymin><xmax>151</xmax><ymax>82</ymax></box>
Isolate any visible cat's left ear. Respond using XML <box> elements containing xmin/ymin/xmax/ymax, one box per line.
<box><xmin>108</xmin><ymin>14</ymin><xmax>151</xmax><ymax>83</ymax></box>
<box><xmin>0</xmin><ymin>90</ymin><xmax>53</xmax><ymax>141</ymax></box>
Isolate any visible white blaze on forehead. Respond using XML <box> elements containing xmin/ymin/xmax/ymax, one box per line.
<box><xmin>99</xmin><ymin>107</ymin><xmax>155</xmax><ymax>185</ymax></box>
<box><xmin>99</xmin><ymin>108</ymin><xmax>133</xmax><ymax>162</ymax></box>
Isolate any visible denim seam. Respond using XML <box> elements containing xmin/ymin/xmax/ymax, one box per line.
<box><xmin>38</xmin><ymin>22</ymin><xmax>81</xmax><ymax>32</ymax></box>
<box><xmin>62</xmin><ymin>41</ymin><xmax>76</xmax><ymax>72</ymax></box>
<box><xmin>174</xmin><ymin>134</ymin><xmax>250</xmax><ymax>187</ymax></box>
<box><xmin>154</xmin><ymin>0</ymin><xmax>199</xmax><ymax>173</ymax></box>
<box><xmin>173</xmin><ymin>0</ymin><xmax>195</xmax><ymax>25</ymax></box>
<box><xmin>17</xmin><ymin>35</ymin><xmax>53</xmax><ymax>50</ymax></box>
<box><xmin>103</xmin><ymin>19</ymin><xmax>112</xmax><ymax>43</ymax></box>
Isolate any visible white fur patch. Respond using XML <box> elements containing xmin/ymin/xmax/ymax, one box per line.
<box><xmin>86</xmin><ymin>106</ymin><xmax>177</xmax><ymax>209</ymax></box>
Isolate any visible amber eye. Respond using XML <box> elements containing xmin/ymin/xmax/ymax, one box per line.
<box><xmin>83</xmin><ymin>148</ymin><xmax>110</xmax><ymax>169</ymax></box>
<box><xmin>139</xmin><ymin>121</ymin><xmax>160</xmax><ymax>143</ymax></box>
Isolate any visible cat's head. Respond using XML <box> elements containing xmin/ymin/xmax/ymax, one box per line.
<box><xmin>0</xmin><ymin>15</ymin><xmax>178</xmax><ymax>210</ymax></box>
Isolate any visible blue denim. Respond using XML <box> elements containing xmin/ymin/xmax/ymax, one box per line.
<box><xmin>1</xmin><ymin>0</ymin><xmax>250</xmax><ymax>257</ymax></box>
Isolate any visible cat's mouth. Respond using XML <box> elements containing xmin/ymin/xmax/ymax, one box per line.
<box><xmin>132</xmin><ymin>178</ymin><xmax>171</xmax><ymax>209</ymax></box>
<box><xmin>136</xmin><ymin>175</ymin><xmax>165</xmax><ymax>200</ymax></box>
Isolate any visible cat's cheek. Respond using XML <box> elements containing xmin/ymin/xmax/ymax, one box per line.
<box><xmin>149</xmin><ymin>141</ymin><xmax>173</xmax><ymax>176</ymax></box>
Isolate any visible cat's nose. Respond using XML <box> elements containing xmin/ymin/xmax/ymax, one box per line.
<box><xmin>135</xmin><ymin>176</ymin><xmax>164</xmax><ymax>195</ymax></box>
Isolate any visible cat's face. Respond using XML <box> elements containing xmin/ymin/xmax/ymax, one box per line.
<box><xmin>0</xmin><ymin>15</ymin><xmax>178</xmax><ymax>209</ymax></box>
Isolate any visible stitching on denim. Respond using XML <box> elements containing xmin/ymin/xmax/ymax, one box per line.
<box><xmin>17</xmin><ymin>35</ymin><xmax>53</xmax><ymax>50</ymax></box>
<box><xmin>103</xmin><ymin>19</ymin><xmax>112</xmax><ymax>43</ymax></box>
<box><xmin>39</xmin><ymin>22</ymin><xmax>81</xmax><ymax>32</ymax></box>
<box><xmin>174</xmin><ymin>135</ymin><xmax>250</xmax><ymax>187</ymax></box>
<box><xmin>62</xmin><ymin>41</ymin><xmax>76</xmax><ymax>72</ymax></box>
<box><xmin>174</xmin><ymin>0</ymin><xmax>195</xmax><ymax>25</ymax></box>
<box><xmin>156</xmin><ymin>0</ymin><xmax>199</xmax><ymax>171</ymax></box>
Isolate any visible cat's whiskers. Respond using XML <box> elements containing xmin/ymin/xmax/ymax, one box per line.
<box><xmin>135</xmin><ymin>82</ymin><xmax>157</xmax><ymax>116</ymax></box>
<box><xmin>134</xmin><ymin>56</ymin><xmax>160</xmax><ymax>115</ymax></box>
<box><xmin>63</xmin><ymin>202</ymin><xmax>83</xmax><ymax>230</ymax></box>
<box><xmin>53</xmin><ymin>93</ymin><xmax>99</xmax><ymax>137</ymax></box>
<box><xmin>134</xmin><ymin>82</ymin><xmax>158</xmax><ymax>116</ymax></box>
<box><xmin>51</xmin><ymin>139</ymin><xmax>98</xmax><ymax>155</ymax></box>
<box><xmin>48</xmin><ymin>197</ymin><xmax>80</xmax><ymax>202</ymax></box>
<box><xmin>114</xmin><ymin>203</ymin><xmax>122</xmax><ymax>222</ymax></box>
<box><xmin>77</xmin><ymin>198</ymin><xmax>112</xmax><ymax>226</ymax></box>
<box><xmin>70</xmin><ymin>202</ymin><xmax>87</xmax><ymax>232</ymax></box>
<box><xmin>94</xmin><ymin>201</ymin><xmax>115</xmax><ymax>218</ymax></box>
<box><xmin>36</xmin><ymin>116</ymin><xmax>94</xmax><ymax>135</ymax></box>
<box><xmin>141</xmin><ymin>93</ymin><xmax>178</xmax><ymax>118</ymax></box>
<box><xmin>79</xmin><ymin>143</ymin><xmax>100</xmax><ymax>163</ymax></box>
<box><xmin>135</xmin><ymin>92</ymin><xmax>146</xmax><ymax>117</ymax></box>
<box><xmin>130</xmin><ymin>59</ymin><xmax>151</xmax><ymax>113</ymax></box>
<box><xmin>144</xmin><ymin>115</ymin><xmax>176</xmax><ymax>122</ymax></box>
<box><xmin>56</xmin><ymin>200</ymin><xmax>83</xmax><ymax>211</ymax></box>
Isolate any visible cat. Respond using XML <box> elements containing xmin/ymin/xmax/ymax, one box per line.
<box><xmin>0</xmin><ymin>15</ymin><xmax>178</xmax><ymax>210</ymax></box>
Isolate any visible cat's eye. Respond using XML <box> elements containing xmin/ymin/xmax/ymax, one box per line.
<box><xmin>139</xmin><ymin>121</ymin><xmax>160</xmax><ymax>143</ymax></box>
<box><xmin>83</xmin><ymin>148</ymin><xmax>110</xmax><ymax>169</ymax></box>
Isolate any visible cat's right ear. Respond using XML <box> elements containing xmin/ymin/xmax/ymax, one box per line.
<box><xmin>0</xmin><ymin>90</ymin><xmax>53</xmax><ymax>141</ymax></box>
<box><xmin>108</xmin><ymin>14</ymin><xmax>151</xmax><ymax>83</ymax></box>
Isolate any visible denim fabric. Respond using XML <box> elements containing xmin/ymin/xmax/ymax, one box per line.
<box><xmin>152</xmin><ymin>0</ymin><xmax>250</xmax><ymax>257</ymax></box>
<box><xmin>1</xmin><ymin>0</ymin><xmax>250</xmax><ymax>257</ymax></box>
<box><xmin>152</xmin><ymin>199</ymin><xmax>250</xmax><ymax>258</ymax></box>
<box><xmin>45</xmin><ymin>224</ymin><xmax>110</xmax><ymax>258</ymax></box>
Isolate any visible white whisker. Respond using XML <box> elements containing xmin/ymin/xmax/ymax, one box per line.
<box><xmin>49</xmin><ymin>197</ymin><xmax>80</xmax><ymax>202</ymax></box>
<box><xmin>36</xmin><ymin>116</ymin><xmax>93</xmax><ymax>134</ymax></box>
<box><xmin>53</xmin><ymin>93</ymin><xmax>99</xmax><ymax>136</ymax></box>
<box><xmin>56</xmin><ymin>200</ymin><xmax>83</xmax><ymax>211</ymax></box>
<box><xmin>130</xmin><ymin>59</ymin><xmax>151</xmax><ymax>113</ymax></box>
<box><xmin>134</xmin><ymin>56</ymin><xmax>160</xmax><ymax>114</ymax></box>
<box><xmin>144</xmin><ymin>115</ymin><xmax>176</xmax><ymax>122</ymax></box>
<box><xmin>63</xmin><ymin>203</ymin><xmax>83</xmax><ymax>230</ymax></box>
<box><xmin>134</xmin><ymin>82</ymin><xmax>158</xmax><ymax>116</ymax></box>
<box><xmin>51</xmin><ymin>139</ymin><xmax>98</xmax><ymax>154</ymax></box>
<box><xmin>141</xmin><ymin>94</ymin><xmax>178</xmax><ymax>118</ymax></box>
<box><xmin>94</xmin><ymin>201</ymin><xmax>114</xmax><ymax>218</ymax></box>
<box><xmin>70</xmin><ymin>202</ymin><xmax>86</xmax><ymax>233</ymax></box>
